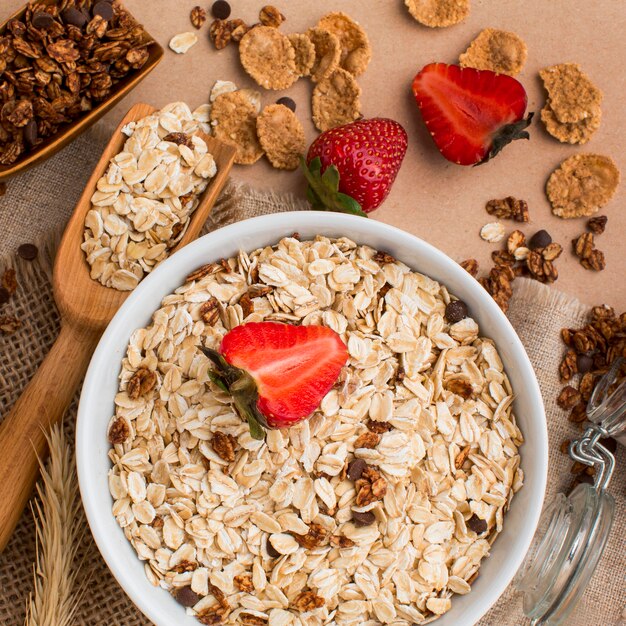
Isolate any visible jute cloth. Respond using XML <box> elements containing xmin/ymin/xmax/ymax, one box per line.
<box><xmin>0</xmin><ymin>130</ymin><xmax>624</xmax><ymax>625</ymax></box>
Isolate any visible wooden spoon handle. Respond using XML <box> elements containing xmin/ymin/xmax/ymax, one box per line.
<box><xmin>0</xmin><ymin>322</ymin><xmax>100</xmax><ymax>552</ymax></box>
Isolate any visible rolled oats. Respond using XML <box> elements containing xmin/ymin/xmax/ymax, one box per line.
<box><xmin>82</xmin><ymin>103</ymin><xmax>217</xmax><ymax>290</ymax></box>
<box><xmin>479</xmin><ymin>222</ymin><xmax>506</xmax><ymax>243</ymax></box>
<box><xmin>169</xmin><ymin>32</ymin><xmax>199</xmax><ymax>54</ymax></box>
<box><xmin>108</xmin><ymin>236</ymin><xmax>524</xmax><ymax>624</ymax></box>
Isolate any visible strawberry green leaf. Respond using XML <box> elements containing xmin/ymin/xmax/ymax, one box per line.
<box><xmin>300</xmin><ymin>156</ymin><xmax>367</xmax><ymax>217</ymax></box>
<box><xmin>208</xmin><ymin>371</ymin><xmax>228</xmax><ymax>393</ymax></box>
<box><xmin>477</xmin><ymin>112</ymin><xmax>534</xmax><ymax>166</ymax></box>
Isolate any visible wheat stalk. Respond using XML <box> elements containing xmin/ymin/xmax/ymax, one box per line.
<box><xmin>25</xmin><ymin>424</ymin><xmax>83</xmax><ymax>626</ymax></box>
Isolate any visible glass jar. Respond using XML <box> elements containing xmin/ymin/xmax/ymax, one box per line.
<box><xmin>514</xmin><ymin>358</ymin><xmax>625</xmax><ymax>626</ymax></box>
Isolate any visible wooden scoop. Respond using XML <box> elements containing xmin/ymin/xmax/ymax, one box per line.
<box><xmin>0</xmin><ymin>103</ymin><xmax>236</xmax><ymax>551</ymax></box>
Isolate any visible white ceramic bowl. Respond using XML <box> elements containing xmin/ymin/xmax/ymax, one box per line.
<box><xmin>77</xmin><ymin>211</ymin><xmax>548</xmax><ymax>626</ymax></box>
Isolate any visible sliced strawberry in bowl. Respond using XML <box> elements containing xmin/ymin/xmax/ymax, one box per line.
<box><xmin>412</xmin><ymin>63</ymin><xmax>533</xmax><ymax>165</ymax></box>
<box><xmin>202</xmin><ymin>322</ymin><xmax>348</xmax><ymax>438</ymax></box>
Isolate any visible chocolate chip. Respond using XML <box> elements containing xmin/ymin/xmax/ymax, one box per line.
<box><xmin>266</xmin><ymin>537</ymin><xmax>280</xmax><ymax>558</ymax></box>
<box><xmin>352</xmin><ymin>510</ymin><xmax>376</xmax><ymax>527</ymax></box>
<box><xmin>32</xmin><ymin>11</ymin><xmax>55</xmax><ymax>29</ymax></box>
<box><xmin>276</xmin><ymin>96</ymin><xmax>296</xmax><ymax>112</ymax></box>
<box><xmin>0</xmin><ymin>287</ymin><xmax>10</xmax><ymax>306</ymax></box>
<box><xmin>93</xmin><ymin>1</ymin><xmax>114</xmax><ymax>21</ymax></box>
<box><xmin>466</xmin><ymin>514</ymin><xmax>488</xmax><ymax>535</ymax></box>
<box><xmin>445</xmin><ymin>300</ymin><xmax>468</xmax><ymax>324</ymax></box>
<box><xmin>600</xmin><ymin>437</ymin><xmax>617</xmax><ymax>454</ymax></box>
<box><xmin>17</xmin><ymin>243</ymin><xmax>38</xmax><ymax>261</ymax></box>
<box><xmin>347</xmin><ymin>458</ymin><xmax>367</xmax><ymax>481</ymax></box>
<box><xmin>24</xmin><ymin>120</ymin><xmax>38</xmax><ymax>148</ymax></box>
<box><xmin>529</xmin><ymin>230</ymin><xmax>552</xmax><ymax>250</ymax></box>
<box><xmin>175</xmin><ymin>586</ymin><xmax>200</xmax><ymax>607</ymax></box>
<box><xmin>61</xmin><ymin>6</ymin><xmax>88</xmax><ymax>27</ymax></box>
<box><xmin>576</xmin><ymin>354</ymin><xmax>594</xmax><ymax>373</ymax></box>
<box><xmin>212</xmin><ymin>0</ymin><xmax>231</xmax><ymax>19</ymax></box>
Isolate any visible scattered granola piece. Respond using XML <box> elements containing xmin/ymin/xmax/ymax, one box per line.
<box><xmin>2</xmin><ymin>268</ymin><xmax>17</xmax><ymax>295</ymax></box>
<box><xmin>317</xmin><ymin>12</ymin><xmax>372</xmax><ymax>77</ymax></box>
<box><xmin>557</xmin><ymin>385</ymin><xmax>581</xmax><ymax>410</ymax></box>
<box><xmin>306</xmin><ymin>27</ymin><xmax>341</xmax><ymax>83</ymax></box>
<box><xmin>292</xmin><ymin>523</ymin><xmax>328</xmax><ymax>548</ymax></box>
<box><xmin>460</xmin><ymin>258</ymin><xmax>479</xmax><ymax>277</ymax></box>
<box><xmin>259</xmin><ymin>5</ymin><xmax>285</xmax><ymax>28</ymax></box>
<box><xmin>256</xmin><ymin>104</ymin><xmax>306</xmax><ymax>170</ymax></box>
<box><xmin>459</xmin><ymin>28</ymin><xmax>527</xmax><ymax>76</ymax></box>
<box><xmin>190</xmin><ymin>6</ymin><xmax>207</xmax><ymax>29</ymax></box>
<box><xmin>127</xmin><ymin>367</ymin><xmax>157</xmax><ymax>399</ymax></box>
<box><xmin>210</xmin><ymin>91</ymin><xmax>264</xmax><ymax>164</ymax></box>
<box><xmin>211</xmin><ymin>431</ymin><xmax>237</xmax><ymax>462</ymax></box>
<box><xmin>446</xmin><ymin>378</ymin><xmax>473</xmax><ymax>399</ymax></box>
<box><xmin>288</xmin><ymin>33</ymin><xmax>316</xmax><ymax>77</ymax></box>
<box><xmin>539</xmin><ymin>63</ymin><xmax>602</xmax><ymax>124</ymax></box>
<box><xmin>312</xmin><ymin>68</ymin><xmax>361</xmax><ymax>132</ymax></box>
<box><xmin>572</xmin><ymin>232</ymin><xmax>606</xmax><ymax>271</ymax></box>
<box><xmin>108</xmin><ymin>417</ymin><xmax>130</xmax><ymax>444</ymax></box>
<box><xmin>0</xmin><ymin>315</ymin><xmax>22</xmax><ymax>335</ymax></box>
<box><xmin>541</xmin><ymin>104</ymin><xmax>601</xmax><ymax>145</ymax></box>
<box><xmin>169</xmin><ymin>32</ymin><xmax>198</xmax><ymax>54</ymax></box>
<box><xmin>547</xmin><ymin>154</ymin><xmax>620</xmax><ymax>219</ymax></box>
<box><xmin>329</xmin><ymin>535</ymin><xmax>355</xmax><ymax>548</ymax></box>
<box><xmin>480</xmin><ymin>222</ymin><xmax>506</xmax><ymax>243</ymax></box>
<box><xmin>485</xmin><ymin>196</ymin><xmax>529</xmax><ymax>222</ymax></box>
<box><xmin>293</xmin><ymin>591</ymin><xmax>325</xmax><ymax>612</ymax></box>
<box><xmin>229</xmin><ymin>19</ymin><xmax>249</xmax><ymax>43</ymax></box>
<box><xmin>354</xmin><ymin>431</ymin><xmax>381</xmax><ymax>448</ymax></box>
<box><xmin>507</xmin><ymin>230</ymin><xmax>526</xmax><ymax>255</ymax></box>
<box><xmin>233</xmin><ymin>574</ymin><xmax>254</xmax><ymax>592</ymax></box>
<box><xmin>404</xmin><ymin>0</ymin><xmax>470</xmax><ymax>28</ymax></box>
<box><xmin>587</xmin><ymin>215</ymin><xmax>607</xmax><ymax>235</ymax></box>
<box><xmin>209</xmin><ymin>19</ymin><xmax>232</xmax><ymax>49</ymax></box>
<box><xmin>239</xmin><ymin>26</ymin><xmax>298</xmax><ymax>90</ymax></box>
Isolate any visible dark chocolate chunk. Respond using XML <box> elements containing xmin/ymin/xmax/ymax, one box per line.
<box><xmin>32</xmin><ymin>11</ymin><xmax>55</xmax><ymax>29</ymax></box>
<box><xmin>212</xmin><ymin>0</ymin><xmax>232</xmax><ymax>19</ymax></box>
<box><xmin>61</xmin><ymin>6</ymin><xmax>88</xmax><ymax>27</ymax></box>
<box><xmin>347</xmin><ymin>458</ymin><xmax>367</xmax><ymax>481</ymax></box>
<box><xmin>175</xmin><ymin>586</ymin><xmax>200</xmax><ymax>607</ymax></box>
<box><xmin>445</xmin><ymin>299</ymin><xmax>468</xmax><ymax>324</ymax></box>
<box><xmin>17</xmin><ymin>243</ymin><xmax>38</xmax><ymax>260</ymax></box>
<box><xmin>352</xmin><ymin>510</ymin><xmax>376</xmax><ymax>527</ymax></box>
<box><xmin>266</xmin><ymin>537</ymin><xmax>280</xmax><ymax>558</ymax></box>
<box><xmin>576</xmin><ymin>354</ymin><xmax>594</xmax><ymax>374</ymax></box>
<box><xmin>276</xmin><ymin>96</ymin><xmax>296</xmax><ymax>112</ymax></box>
<box><xmin>466</xmin><ymin>514</ymin><xmax>488</xmax><ymax>534</ymax></box>
<box><xmin>93</xmin><ymin>1</ymin><xmax>114</xmax><ymax>21</ymax></box>
<box><xmin>24</xmin><ymin>120</ymin><xmax>38</xmax><ymax>148</ymax></box>
<box><xmin>529</xmin><ymin>229</ymin><xmax>552</xmax><ymax>250</ymax></box>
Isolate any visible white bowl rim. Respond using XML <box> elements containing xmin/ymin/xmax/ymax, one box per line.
<box><xmin>77</xmin><ymin>211</ymin><xmax>548</xmax><ymax>626</ymax></box>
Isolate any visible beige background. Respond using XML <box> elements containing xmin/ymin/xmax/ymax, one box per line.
<box><xmin>1</xmin><ymin>0</ymin><xmax>625</xmax><ymax>311</ymax></box>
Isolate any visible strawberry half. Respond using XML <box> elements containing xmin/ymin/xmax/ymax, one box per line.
<box><xmin>201</xmin><ymin>322</ymin><xmax>347</xmax><ymax>438</ymax></box>
<box><xmin>412</xmin><ymin>63</ymin><xmax>533</xmax><ymax>165</ymax></box>
<box><xmin>302</xmin><ymin>118</ymin><xmax>408</xmax><ymax>214</ymax></box>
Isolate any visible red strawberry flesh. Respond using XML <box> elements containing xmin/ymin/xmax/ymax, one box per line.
<box><xmin>412</xmin><ymin>63</ymin><xmax>531</xmax><ymax>165</ymax></box>
<box><xmin>218</xmin><ymin>322</ymin><xmax>348</xmax><ymax>428</ymax></box>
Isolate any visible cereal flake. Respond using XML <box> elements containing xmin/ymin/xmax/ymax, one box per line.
<box><xmin>459</xmin><ymin>28</ymin><xmax>527</xmax><ymax>76</ymax></box>
<box><xmin>317</xmin><ymin>12</ymin><xmax>372</xmax><ymax>77</ymax></box>
<box><xmin>541</xmin><ymin>104</ymin><xmax>601</xmax><ymax>145</ymax></box>
<box><xmin>256</xmin><ymin>104</ymin><xmax>306</xmax><ymax>171</ymax></box>
<box><xmin>287</xmin><ymin>33</ymin><xmax>316</xmax><ymax>77</ymax></box>
<box><xmin>312</xmin><ymin>68</ymin><xmax>361</xmax><ymax>132</ymax></box>
<box><xmin>305</xmin><ymin>27</ymin><xmax>341</xmax><ymax>83</ymax></box>
<box><xmin>405</xmin><ymin>0</ymin><xmax>470</xmax><ymax>28</ymax></box>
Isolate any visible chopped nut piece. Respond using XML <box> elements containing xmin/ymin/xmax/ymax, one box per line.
<box><xmin>557</xmin><ymin>385</ymin><xmax>582</xmax><ymax>410</ymax></box>
<box><xmin>229</xmin><ymin>19</ymin><xmax>249</xmax><ymax>42</ymax></box>
<box><xmin>211</xmin><ymin>431</ymin><xmax>237</xmax><ymax>462</ymax></box>
<box><xmin>190</xmin><ymin>6</ymin><xmax>207</xmax><ymax>29</ymax></box>
<box><xmin>0</xmin><ymin>316</ymin><xmax>22</xmax><ymax>335</ymax></box>
<box><xmin>446</xmin><ymin>378</ymin><xmax>473</xmax><ymax>399</ymax></box>
<box><xmin>460</xmin><ymin>258</ymin><xmax>479</xmax><ymax>277</ymax></box>
<box><xmin>108</xmin><ymin>417</ymin><xmax>130</xmax><ymax>444</ymax></box>
<box><xmin>209</xmin><ymin>19</ymin><xmax>232</xmax><ymax>50</ymax></box>
<box><xmin>234</xmin><ymin>574</ymin><xmax>254</xmax><ymax>592</ymax></box>
<box><xmin>172</xmin><ymin>560</ymin><xmax>197</xmax><ymax>573</ymax></box>
<box><xmin>127</xmin><ymin>367</ymin><xmax>157</xmax><ymax>399</ymax></box>
<box><xmin>581</xmin><ymin>249</ymin><xmax>606</xmax><ymax>272</ymax></box>
<box><xmin>366</xmin><ymin>420</ymin><xmax>392</xmax><ymax>433</ymax></box>
<box><xmin>355</xmin><ymin>465</ymin><xmax>387</xmax><ymax>506</ymax></box>
<box><xmin>259</xmin><ymin>6</ymin><xmax>285</xmax><ymax>28</ymax></box>
<box><xmin>507</xmin><ymin>230</ymin><xmax>526</xmax><ymax>254</ymax></box>
<box><xmin>354</xmin><ymin>431</ymin><xmax>380</xmax><ymax>449</ymax></box>
<box><xmin>2</xmin><ymin>268</ymin><xmax>18</xmax><ymax>295</ymax></box>
<box><xmin>374</xmin><ymin>251</ymin><xmax>396</xmax><ymax>264</ymax></box>
<box><xmin>572</xmin><ymin>232</ymin><xmax>606</xmax><ymax>271</ymax></box>
<box><xmin>559</xmin><ymin>350</ymin><xmax>578</xmax><ymax>381</ymax></box>
<box><xmin>455</xmin><ymin>445</ymin><xmax>471</xmax><ymax>469</ymax></box>
<box><xmin>239</xmin><ymin>292</ymin><xmax>255</xmax><ymax>317</ymax></box>
<box><xmin>587</xmin><ymin>215</ymin><xmax>607</xmax><ymax>235</ymax></box>
<box><xmin>541</xmin><ymin>242</ymin><xmax>563</xmax><ymax>262</ymax></box>
<box><xmin>329</xmin><ymin>535</ymin><xmax>355</xmax><ymax>548</ymax></box>
<box><xmin>293</xmin><ymin>523</ymin><xmax>328</xmax><ymax>548</ymax></box>
<box><xmin>200</xmin><ymin>298</ymin><xmax>220</xmax><ymax>325</ymax></box>
<box><xmin>293</xmin><ymin>590</ymin><xmax>325</xmax><ymax>612</ymax></box>
<box><xmin>485</xmin><ymin>196</ymin><xmax>529</xmax><ymax>222</ymax></box>
<box><xmin>240</xmin><ymin>615</ymin><xmax>268</xmax><ymax>626</ymax></box>
<box><xmin>569</xmin><ymin>401</ymin><xmax>588</xmax><ymax>423</ymax></box>
<box><xmin>248</xmin><ymin>284</ymin><xmax>273</xmax><ymax>298</ymax></box>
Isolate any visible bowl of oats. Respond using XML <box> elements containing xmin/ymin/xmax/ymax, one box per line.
<box><xmin>77</xmin><ymin>211</ymin><xmax>548</xmax><ymax>626</ymax></box>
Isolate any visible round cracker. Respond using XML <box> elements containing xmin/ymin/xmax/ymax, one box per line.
<box><xmin>405</xmin><ymin>0</ymin><xmax>470</xmax><ymax>28</ymax></box>
<box><xmin>546</xmin><ymin>154</ymin><xmax>620</xmax><ymax>219</ymax></box>
<box><xmin>239</xmin><ymin>25</ymin><xmax>298</xmax><ymax>90</ymax></box>
<box><xmin>305</xmin><ymin>27</ymin><xmax>341</xmax><ymax>83</ymax></box>
<box><xmin>539</xmin><ymin>63</ymin><xmax>602</xmax><ymax>124</ymax></box>
<box><xmin>210</xmin><ymin>91</ymin><xmax>264</xmax><ymax>165</ymax></box>
<box><xmin>541</xmin><ymin>104</ymin><xmax>600</xmax><ymax>145</ymax></box>
<box><xmin>288</xmin><ymin>33</ymin><xmax>316</xmax><ymax>77</ymax></box>
<box><xmin>459</xmin><ymin>28</ymin><xmax>527</xmax><ymax>76</ymax></box>
<box><xmin>312</xmin><ymin>67</ymin><xmax>361</xmax><ymax>132</ymax></box>
<box><xmin>317</xmin><ymin>12</ymin><xmax>372</xmax><ymax>77</ymax></box>
<box><xmin>256</xmin><ymin>104</ymin><xmax>306</xmax><ymax>170</ymax></box>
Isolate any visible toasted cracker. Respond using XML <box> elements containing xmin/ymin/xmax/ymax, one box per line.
<box><xmin>288</xmin><ymin>33</ymin><xmax>316</xmax><ymax>77</ymax></box>
<box><xmin>459</xmin><ymin>28</ymin><xmax>527</xmax><ymax>76</ymax></box>
<box><xmin>539</xmin><ymin>63</ymin><xmax>602</xmax><ymax>124</ymax></box>
<box><xmin>256</xmin><ymin>104</ymin><xmax>306</xmax><ymax>170</ymax></box>
<box><xmin>312</xmin><ymin>67</ymin><xmax>361</xmax><ymax>132</ymax></box>
<box><xmin>546</xmin><ymin>154</ymin><xmax>620</xmax><ymax>219</ymax></box>
<box><xmin>541</xmin><ymin>104</ymin><xmax>600</xmax><ymax>145</ymax></box>
<box><xmin>317</xmin><ymin>12</ymin><xmax>372</xmax><ymax>77</ymax></box>
<box><xmin>405</xmin><ymin>0</ymin><xmax>470</xmax><ymax>28</ymax></box>
<box><xmin>210</xmin><ymin>91</ymin><xmax>264</xmax><ymax>165</ymax></box>
<box><xmin>306</xmin><ymin>27</ymin><xmax>341</xmax><ymax>83</ymax></box>
<box><xmin>239</xmin><ymin>25</ymin><xmax>298</xmax><ymax>90</ymax></box>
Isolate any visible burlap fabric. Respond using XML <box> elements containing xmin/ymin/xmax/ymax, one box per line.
<box><xmin>0</xmin><ymin>130</ymin><xmax>624</xmax><ymax>626</ymax></box>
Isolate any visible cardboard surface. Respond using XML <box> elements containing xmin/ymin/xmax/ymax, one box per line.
<box><xmin>4</xmin><ymin>0</ymin><xmax>625</xmax><ymax>309</ymax></box>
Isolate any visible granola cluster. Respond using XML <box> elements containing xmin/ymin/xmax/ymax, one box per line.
<box><xmin>0</xmin><ymin>0</ymin><xmax>154</xmax><ymax>166</ymax></box>
<box><xmin>107</xmin><ymin>236</ymin><xmax>524</xmax><ymax>625</ymax></box>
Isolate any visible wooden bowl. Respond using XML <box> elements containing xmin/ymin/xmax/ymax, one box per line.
<box><xmin>0</xmin><ymin>0</ymin><xmax>164</xmax><ymax>183</ymax></box>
